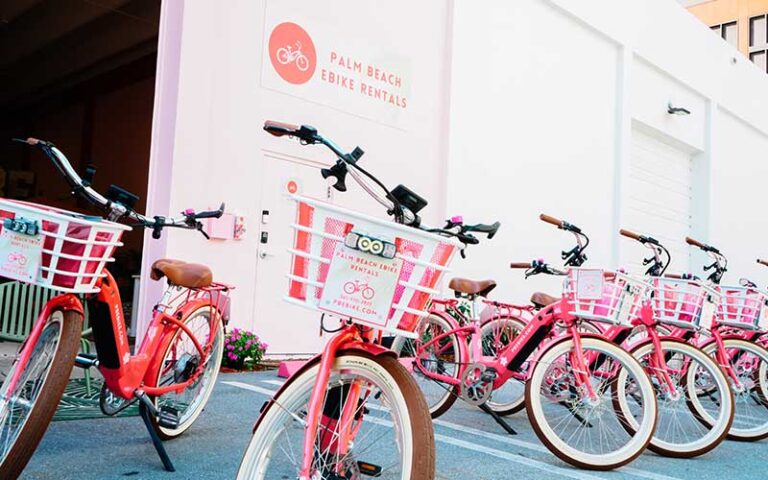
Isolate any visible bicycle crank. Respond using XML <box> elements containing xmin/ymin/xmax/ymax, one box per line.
<box><xmin>459</xmin><ymin>363</ymin><xmax>496</xmax><ymax>406</ymax></box>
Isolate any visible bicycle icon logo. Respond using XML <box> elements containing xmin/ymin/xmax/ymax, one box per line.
<box><xmin>277</xmin><ymin>41</ymin><xmax>310</xmax><ymax>72</ymax></box>
<box><xmin>7</xmin><ymin>252</ymin><xmax>28</xmax><ymax>266</ymax></box>
<box><xmin>268</xmin><ymin>22</ymin><xmax>316</xmax><ymax>85</ymax></box>
<box><xmin>343</xmin><ymin>280</ymin><xmax>375</xmax><ymax>300</ymax></box>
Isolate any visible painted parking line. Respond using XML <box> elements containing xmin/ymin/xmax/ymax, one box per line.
<box><xmin>227</xmin><ymin>380</ymin><xmax>602</xmax><ymax>480</ymax></box>
<box><xmin>225</xmin><ymin>380</ymin><xmax>681</xmax><ymax>480</ymax></box>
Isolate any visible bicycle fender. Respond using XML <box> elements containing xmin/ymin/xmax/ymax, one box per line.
<box><xmin>251</xmin><ymin>345</ymin><xmax>397</xmax><ymax>433</ymax></box>
<box><xmin>43</xmin><ymin>293</ymin><xmax>84</xmax><ymax>317</ymax></box>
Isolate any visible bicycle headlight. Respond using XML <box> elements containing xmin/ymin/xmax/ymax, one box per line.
<box><xmin>343</xmin><ymin>232</ymin><xmax>396</xmax><ymax>259</ymax></box>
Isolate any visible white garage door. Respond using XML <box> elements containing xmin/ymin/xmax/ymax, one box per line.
<box><xmin>619</xmin><ymin>129</ymin><xmax>693</xmax><ymax>274</ymax></box>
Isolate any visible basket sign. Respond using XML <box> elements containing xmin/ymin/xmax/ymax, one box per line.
<box><xmin>319</xmin><ymin>243</ymin><xmax>403</xmax><ymax>326</ymax></box>
<box><xmin>0</xmin><ymin>224</ymin><xmax>43</xmax><ymax>282</ymax></box>
<box><xmin>699</xmin><ymin>299</ymin><xmax>716</xmax><ymax>331</ymax></box>
<box><xmin>760</xmin><ymin>303</ymin><xmax>768</xmax><ymax>331</ymax></box>
<box><xmin>576</xmin><ymin>269</ymin><xmax>604</xmax><ymax>300</ymax></box>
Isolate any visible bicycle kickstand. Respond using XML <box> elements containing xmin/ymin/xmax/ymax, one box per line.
<box><xmin>136</xmin><ymin>393</ymin><xmax>176</xmax><ymax>472</ymax></box>
<box><xmin>478</xmin><ymin>403</ymin><xmax>517</xmax><ymax>436</ymax></box>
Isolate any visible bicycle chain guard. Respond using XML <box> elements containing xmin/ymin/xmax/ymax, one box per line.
<box><xmin>459</xmin><ymin>363</ymin><xmax>495</xmax><ymax>406</ymax></box>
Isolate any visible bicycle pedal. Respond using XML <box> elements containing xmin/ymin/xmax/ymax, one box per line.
<box><xmin>158</xmin><ymin>406</ymin><xmax>180</xmax><ymax>429</ymax></box>
<box><xmin>357</xmin><ymin>461</ymin><xmax>382</xmax><ymax>477</ymax></box>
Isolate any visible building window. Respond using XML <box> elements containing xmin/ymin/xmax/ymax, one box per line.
<box><xmin>750</xmin><ymin>14</ymin><xmax>768</xmax><ymax>73</ymax></box>
<box><xmin>711</xmin><ymin>21</ymin><xmax>738</xmax><ymax>47</ymax></box>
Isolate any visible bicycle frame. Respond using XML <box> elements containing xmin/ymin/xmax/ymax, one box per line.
<box><xmin>415</xmin><ymin>296</ymin><xmax>601</xmax><ymax>400</ymax></box>
<box><xmin>91</xmin><ymin>271</ymin><xmax>229</xmax><ymax>399</ymax></box>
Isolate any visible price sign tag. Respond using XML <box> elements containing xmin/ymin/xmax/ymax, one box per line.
<box><xmin>699</xmin><ymin>299</ymin><xmax>716</xmax><ymax>331</ymax></box>
<box><xmin>758</xmin><ymin>302</ymin><xmax>768</xmax><ymax>331</ymax></box>
<box><xmin>576</xmin><ymin>269</ymin><xmax>604</xmax><ymax>300</ymax></box>
<box><xmin>0</xmin><ymin>225</ymin><xmax>43</xmax><ymax>283</ymax></box>
<box><xmin>319</xmin><ymin>243</ymin><xmax>402</xmax><ymax>328</ymax></box>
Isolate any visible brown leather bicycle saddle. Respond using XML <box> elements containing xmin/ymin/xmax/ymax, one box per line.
<box><xmin>530</xmin><ymin>292</ymin><xmax>558</xmax><ymax>308</ymax></box>
<box><xmin>448</xmin><ymin>278</ymin><xmax>497</xmax><ymax>297</ymax></box>
<box><xmin>150</xmin><ymin>258</ymin><xmax>213</xmax><ymax>289</ymax></box>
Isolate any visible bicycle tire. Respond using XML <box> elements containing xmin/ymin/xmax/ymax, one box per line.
<box><xmin>237</xmin><ymin>352</ymin><xmax>435</xmax><ymax>479</ymax></box>
<box><xmin>0</xmin><ymin>310</ymin><xmax>82</xmax><ymax>479</ymax></box>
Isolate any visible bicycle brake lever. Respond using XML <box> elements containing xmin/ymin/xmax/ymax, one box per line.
<box><xmin>197</xmin><ymin>222</ymin><xmax>210</xmax><ymax>240</ymax></box>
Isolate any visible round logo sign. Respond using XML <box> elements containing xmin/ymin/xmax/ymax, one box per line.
<box><xmin>268</xmin><ymin>22</ymin><xmax>317</xmax><ymax>85</ymax></box>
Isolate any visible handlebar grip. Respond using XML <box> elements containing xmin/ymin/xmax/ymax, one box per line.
<box><xmin>757</xmin><ymin>259</ymin><xmax>768</xmax><ymax>267</ymax></box>
<box><xmin>664</xmin><ymin>273</ymin><xmax>684</xmax><ymax>279</ymax></box>
<box><xmin>510</xmin><ymin>262</ymin><xmax>532</xmax><ymax>269</ymax></box>
<box><xmin>194</xmin><ymin>203</ymin><xmax>225</xmax><ymax>219</ymax></box>
<box><xmin>264</xmin><ymin>121</ymin><xmax>299</xmax><ymax>137</ymax></box>
<box><xmin>619</xmin><ymin>229</ymin><xmax>642</xmax><ymax>241</ymax></box>
<box><xmin>685</xmin><ymin>236</ymin><xmax>706</xmax><ymax>249</ymax></box>
<box><xmin>539</xmin><ymin>214</ymin><xmax>562</xmax><ymax>227</ymax></box>
<box><xmin>468</xmin><ymin>221</ymin><xmax>501</xmax><ymax>239</ymax></box>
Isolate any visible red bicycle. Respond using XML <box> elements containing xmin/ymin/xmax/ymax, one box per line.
<box><xmin>0</xmin><ymin>138</ymin><xmax>231</xmax><ymax>478</ymax></box>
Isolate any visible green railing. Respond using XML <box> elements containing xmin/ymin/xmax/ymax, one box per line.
<box><xmin>0</xmin><ymin>281</ymin><xmax>94</xmax><ymax>393</ymax></box>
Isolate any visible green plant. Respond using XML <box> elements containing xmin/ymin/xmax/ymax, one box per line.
<box><xmin>223</xmin><ymin>328</ymin><xmax>268</xmax><ymax>370</ymax></box>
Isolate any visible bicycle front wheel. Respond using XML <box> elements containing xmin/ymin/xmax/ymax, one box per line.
<box><xmin>526</xmin><ymin>337</ymin><xmax>657</xmax><ymax>470</ymax></box>
<box><xmin>237</xmin><ymin>352</ymin><xmax>434</xmax><ymax>479</ymax></box>
<box><xmin>701</xmin><ymin>338</ymin><xmax>768</xmax><ymax>441</ymax></box>
<box><xmin>615</xmin><ymin>339</ymin><xmax>733</xmax><ymax>457</ymax></box>
<box><xmin>0</xmin><ymin>310</ymin><xmax>82</xmax><ymax>479</ymax></box>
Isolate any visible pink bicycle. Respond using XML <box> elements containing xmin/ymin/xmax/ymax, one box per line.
<box><xmin>394</xmin><ymin>217</ymin><xmax>659</xmax><ymax>470</ymax></box>
<box><xmin>237</xmin><ymin>122</ymin><xmax>490</xmax><ymax>479</ymax></box>
<box><xmin>625</xmin><ymin>232</ymin><xmax>768</xmax><ymax>441</ymax></box>
<box><xmin>343</xmin><ymin>279</ymin><xmax>375</xmax><ymax>300</ymax></box>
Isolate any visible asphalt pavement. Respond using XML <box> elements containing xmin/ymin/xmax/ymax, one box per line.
<box><xmin>20</xmin><ymin>370</ymin><xmax>765</xmax><ymax>480</ymax></box>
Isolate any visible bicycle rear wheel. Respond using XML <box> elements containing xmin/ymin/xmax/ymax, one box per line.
<box><xmin>0</xmin><ymin>310</ymin><xmax>82</xmax><ymax>479</ymax></box>
<box><xmin>150</xmin><ymin>305</ymin><xmax>225</xmax><ymax>439</ymax></box>
<box><xmin>526</xmin><ymin>336</ymin><xmax>657</xmax><ymax>470</ymax></box>
<box><xmin>391</xmin><ymin>314</ymin><xmax>461</xmax><ymax>418</ymax></box>
<box><xmin>237</xmin><ymin>352</ymin><xmax>434</xmax><ymax>479</ymax></box>
<box><xmin>480</xmin><ymin>317</ymin><xmax>527</xmax><ymax>415</ymax></box>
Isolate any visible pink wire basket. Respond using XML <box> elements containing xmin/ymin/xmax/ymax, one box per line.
<box><xmin>716</xmin><ymin>285</ymin><xmax>768</xmax><ymax>331</ymax></box>
<box><xmin>649</xmin><ymin>277</ymin><xmax>720</xmax><ymax>330</ymax></box>
<box><xmin>284</xmin><ymin>195</ymin><xmax>461</xmax><ymax>337</ymax></box>
<box><xmin>0</xmin><ymin>199</ymin><xmax>130</xmax><ymax>294</ymax></box>
<box><xmin>563</xmin><ymin>268</ymin><xmax>648</xmax><ymax>326</ymax></box>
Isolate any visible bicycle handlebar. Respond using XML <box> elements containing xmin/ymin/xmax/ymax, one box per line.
<box><xmin>14</xmin><ymin>138</ymin><xmax>223</xmax><ymax>239</ymax></box>
<box><xmin>510</xmin><ymin>262</ymin><xmax>532</xmax><ymax>269</ymax></box>
<box><xmin>758</xmin><ymin>259</ymin><xmax>768</xmax><ymax>267</ymax></box>
<box><xmin>539</xmin><ymin>214</ymin><xmax>562</xmax><ymax>227</ymax></box>
<box><xmin>619</xmin><ymin>229</ymin><xmax>641</xmax><ymax>241</ymax></box>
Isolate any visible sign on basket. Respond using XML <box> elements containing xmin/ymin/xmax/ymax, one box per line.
<box><xmin>319</xmin><ymin>243</ymin><xmax>403</xmax><ymax>326</ymax></box>
<box><xmin>576</xmin><ymin>269</ymin><xmax>604</xmax><ymax>300</ymax></box>
<box><xmin>0</xmin><ymin>224</ymin><xmax>43</xmax><ymax>283</ymax></box>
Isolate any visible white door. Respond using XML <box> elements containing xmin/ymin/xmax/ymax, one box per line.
<box><xmin>619</xmin><ymin>129</ymin><xmax>693</xmax><ymax>275</ymax></box>
<box><xmin>253</xmin><ymin>153</ymin><xmax>333</xmax><ymax>355</ymax></box>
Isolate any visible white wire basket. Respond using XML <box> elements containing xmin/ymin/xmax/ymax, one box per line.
<box><xmin>649</xmin><ymin>277</ymin><xmax>720</xmax><ymax>330</ymax></box>
<box><xmin>285</xmin><ymin>195</ymin><xmax>462</xmax><ymax>337</ymax></box>
<box><xmin>563</xmin><ymin>268</ymin><xmax>648</xmax><ymax>326</ymax></box>
<box><xmin>0</xmin><ymin>199</ymin><xmax>130</xmax><ymax>294</ymax></box>
<box><xmin>716</xmin><ymin>285</ymin><xmax>768</xmax><ymax>331</ymax></box>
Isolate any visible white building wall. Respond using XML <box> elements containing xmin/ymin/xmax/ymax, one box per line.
<box><xmin>446</xmin><ymin>0</ymin><xmax>768</xmax><ymax>302</ymax></box>
<box><xmin>143</xmin><ymin>0</ymin><xmax>768</xmax><ymax>353</ymax></box>
<box><xmin>139</xmin><ymin>0</ymin><xmax>453</xmax><ymax>353</ymax></box>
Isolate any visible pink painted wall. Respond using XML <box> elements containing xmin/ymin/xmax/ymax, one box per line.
<box><xmin>138</xmin><ymin>0</ymin><xmax>454</xmax><ymax>354</ymax></box>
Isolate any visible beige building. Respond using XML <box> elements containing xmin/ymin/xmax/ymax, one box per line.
<box><xmin>681</xmin><ymin>0</ymin><xmax>768</xmax><ymax>72</ymax></box>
